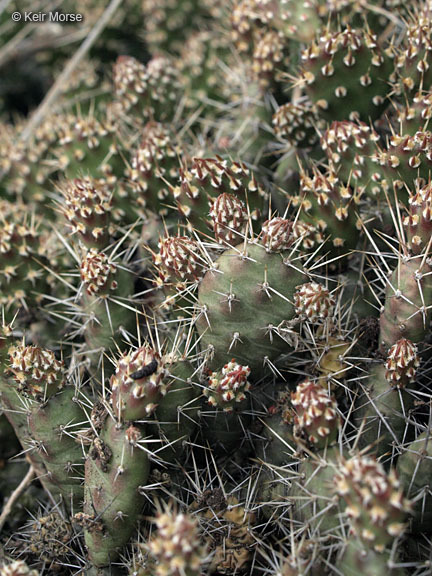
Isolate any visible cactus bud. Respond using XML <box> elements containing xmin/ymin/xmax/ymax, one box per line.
<box><xmin>384</xmin><ymin>338</ymin><xmax>420</xmax><ymax>387</ymax></box>
<box><xmin>294</xmin><ymin>281</ymin><xmax>335</xmax><ymax>321</ymax></box>
<box><xmin>291</xmin><ymin>378</ymin><xmax>340</xmax><ymax>448</ymax></box>
<box><xmin>110</xmin><ymin>346</ymin><xmax>166</xmax><ymax>420</ymax></box>
<box><xmin>59</xmin><ymin>177</ymin><xmax>112</xmax><ymax>248</ymax></box>
<box><xmin>155</xmin><ymin>235</ymin><xmax>204</xmax><ymax>283</ymax></box>
<box><xmin>261</xmin><ymin>217</ymin><xmax>294</xmax><ymax>252</ymax></box>
<box><xmin>209</xmin><ymin>193</ymin><xmax>248</xmax><ymax>244</ymax></box>
<box><xmin>8</xmin><ymin>344</ymin><xmax>64</xmax><ymax>401</ymax></box>
<box><xmin>80</xmin><ymin>249</ymin><xmax>118</xmax><ymax>296</ymax></box>
<box><xmin>335</xmin><ymin>455</ymin><xmax>411</xmax><ymax>552</ymax></box>
<box><xmin>204</xmin><ymin>360</ymin><xmax>251</xmax><ymax>412</ymax></box>
<box><xmin>146</xmin><ymin>507</ymin><xmax>205</xmax><ymax>576</ymax></box>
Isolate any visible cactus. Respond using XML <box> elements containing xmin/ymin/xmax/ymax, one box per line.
<box><xmin>2</xmin><ymin>2</ymin><xmax>432</xmax><ymax>574</ymax></box>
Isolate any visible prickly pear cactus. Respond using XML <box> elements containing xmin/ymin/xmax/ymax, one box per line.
<box><xmin>2</xmin><ymin>1</ymin><xmax>432</xmax><ymax>575</ymax></box>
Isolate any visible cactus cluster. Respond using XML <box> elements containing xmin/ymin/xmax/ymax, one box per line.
<box><xmin>2</xmin><ymin>1</ymin><xmax>432</xmax><ymax>575</ymax></box>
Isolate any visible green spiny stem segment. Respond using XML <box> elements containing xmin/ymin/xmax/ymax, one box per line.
<box><xmin>256</xmin><ymin>391</ymin><xmax>295</xmax><ymax>467</ymax></box>
<box><xmin>251</xmin><ymin>29</ymin><xmax>288</xmax><ymax>88</ymax></box>
<box><xmin>0</xmin><ymin>207</ymin><xmax>49</xmax><ymax>309</ymax></box>
<box><xmin>321</xmin><ymin>120</ymin><xmax>381</xmax><ymax>196</ymax></box>
<box><xmin>0</xmin><ymin>118</ymin><xmax>58</xmax><ymax>206</ymax></box>
<box><xmin>113</xmin><ymin>55</ymin><xmax>180</xmax><ymax>124</ymax></box>
<box><xmin>291</xmin><ymin>378</ymin><xmax>340</xmax><ymax>449</ymax></box>
<box><xmin>231</xmin><ymin>0</ymin><xmax>319</xmax><ymax>51</ymax></box>
<box><xmin>393</xmin><ymin>11</ymin><xmax>432</xmax><ymax>96</ymax></box>
<box><xmin>379</xmin><ymin>257</ymin><xmax>432</xmax><ymax>352</ymax></box>
<box><xmin>81</xmin><ymin>416</ymin><xmax>149</xmax><ymax>567</ymax></box>
<box><xmin>178</xmin><ymin>31</ymin><xmax>230</xmax><ymax>108</ymax></box>
<box><xmin>54</xmin><ymin>113</ymin><xmax>123</xmax><ymax>183</ymax></box>
<box><xmin>293</xmin><ymin>167</ymin><xmax>360</xmax><ymax>257</ymax></box>
<box><xmin>142</xmin><ymin>0</ymin><xmax>212</xmax><ymax>55</ymax></box>
<box><xmin>154</xmin><ymin>358</ymin><xmax>200</xmax><ymax>461</ymax></box>
<box><xmin>0</xmin><ymin>325</ymin><xmax>47</xmax><ymax>481</ymax></box>
<box><xmin>370</xmin><ymin>131</ymin><xmax>432</xmax><ymax>199</ymax></box>
<box><xmin>394</xmin><ymin>92</ymin><xmax>432</xmax><ymax>136</ymax></box>
<box><xmin>397</xmin><ymin>429</ymin><xmax>432</xmax><ymax>533</ymax></box>
<box><xmin>353</xmin><ymin>363</ymin><xmax>413</xmax><ymax>458</ymax></box>
<box><xmin>298</xmin><ymin>26</ymin><xmax>392</xmax><ymax>122</ymax></box>
<box><xmin>128</xmin><ymin>122</ymin><xmax>180</xmax><ymax>216</ymax></box>
<box><xmin>196</xmin><ymin>236</ymin><xmax>306</xmax><ymax>374</ymax></box>
<box><xmin>4</xmin><ymin>343</ymin><xmax>84</xmax><ymax>506</ymax></box>
<box><xmin>290</xmin><ymin>445</ymin><xmax>345</xmax><ymax>535</ymax></box>
<box><xmin>110</xmin><ymin>346</ymin><xmax>167</xmax><ymax>421</ymax></box>
<box><xmin>273</xmin><ymin>102</ymin><xmax>323</xmax><ymax>149</ymax></box>
<box><xmin>337</xmin><ymin>540</ymin><xmax>406</xmax><ymax>576</ymax></box>
<box><xmin>79</xmin><ymin>249</ymin><xmax>135</xmax><ymax>360</ymax></box>
<box><xmin>203</xmin><ymin>359</ymin><xmax>251</xmax><ymax>412</ymax></box>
